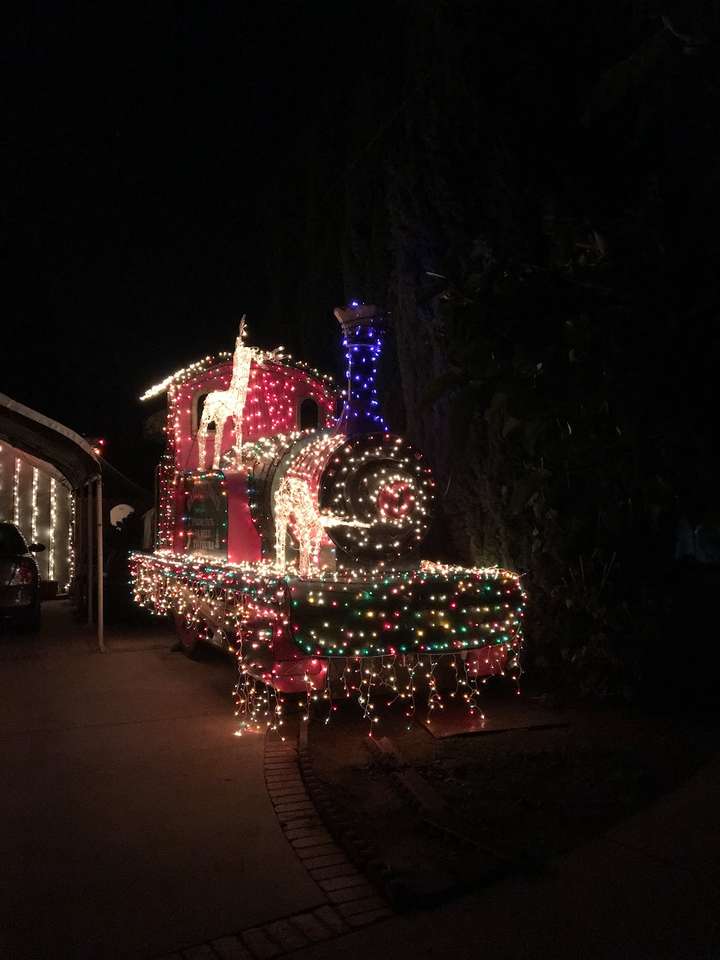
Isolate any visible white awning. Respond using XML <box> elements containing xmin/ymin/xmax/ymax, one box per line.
<box><xmin>0</xmin><ymin>392</ymin><xmax>99</xmax><ymax>489</ymax></box>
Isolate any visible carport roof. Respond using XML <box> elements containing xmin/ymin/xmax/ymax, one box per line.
<box><xmin>0</xmin><ymin>392</ymin><xmax>100</xmax><ymax>489</ymax></box>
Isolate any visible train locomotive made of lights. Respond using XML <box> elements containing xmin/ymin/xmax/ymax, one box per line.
<box><xmin>130</xmin><ymin>304</ymin><xmax>525</xmax><ymax>698</ymax></box>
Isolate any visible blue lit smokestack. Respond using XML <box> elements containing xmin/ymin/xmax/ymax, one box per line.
<box><xmin>334</xmin><ymin>302</ymin><xmax>388</xmax><ymax>436</ymax></box>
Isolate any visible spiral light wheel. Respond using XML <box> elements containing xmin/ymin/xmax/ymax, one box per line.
<box><xmin>318</xmin><ymin>433</ymin><xmax>435</xmax><ymax>563</ymax></box>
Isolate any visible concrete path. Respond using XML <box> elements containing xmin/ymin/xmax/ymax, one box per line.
<box><xmin>0</xmin><ymin>603</ymin><xmax>324</xmax><ymax>959</ymax></box>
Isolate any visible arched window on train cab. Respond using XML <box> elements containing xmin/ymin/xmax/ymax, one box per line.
<box><xmin>299</xmin><ymin>397</ymin><xmax>320</xmax><ymax>431</ymax></box>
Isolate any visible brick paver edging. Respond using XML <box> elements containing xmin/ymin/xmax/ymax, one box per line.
<box><xmin>295</xmin><ymin>723</ymin><xmax>394</xmax><ymax>894</ymax></box>
<box><xmin>155</xmin><ymin>727</ymin><xmax>392</xmax><ymax>960</ymax></box>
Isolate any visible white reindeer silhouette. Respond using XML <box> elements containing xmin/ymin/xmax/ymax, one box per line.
<box><xmin>274</xmin><ymin>476</ymin><xmax>325</xmax><ymax>577</ymax></box>
<box><xmin>274</xmin><ymin>475</ymin><xmax>372</xmax><ymax>576</ymax></box>
<box><xmin>197</xmin><ymin>316</ymin><xmax>255</xmax><ymax>471</ymax></box>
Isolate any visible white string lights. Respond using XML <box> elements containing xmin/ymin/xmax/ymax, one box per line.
<box><xmin>263</xmin><ymin>431</ymin><xmax>434</xmax><ymax>573</ymax></box>
<box><xmin>13</xmin><ymin>458</ymin><xmax>21</xmax><ymax>527</ymax></box>
<box><xmin>48</xmin><ymin>478</ymin><xmax>57</xmax><ymax>581</ymax></box>
<box><xmin>64</xmin><ymin>492</ymin><xmax>75</xmax><ymax>593</ymax></box>
<box><xmin>139</xmin><ymin>352</ymin><xmax>233</xmax><ymax>401</ymax></box>
<box><xmin>31</xmin><ymin>467</ymin><xmax>39</xmax><ymax>545</ymax></box>
<box><xmin>1</xmin><ymin>446</ymin><xmax>75</xmax><ymax>591</ymax></box>
<box><xmin>197</xmin><ymin>317</ymin><xmax>256</xmax><ymax>470</ymax></box>
<box><xmin>319</xmin><ymin>434</ymin><xmax>435</xmax><ymax>564</ymax></box>
<box><xmin>139</xmin><ymin>347</ymin><xmax>336</xmax><ymax>403</ymax></box>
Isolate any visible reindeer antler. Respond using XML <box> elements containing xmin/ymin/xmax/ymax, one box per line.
<box><xmin>239</xmin><ymin>314</ymin><xmax>248</xmax><ymax>339</ymax></box>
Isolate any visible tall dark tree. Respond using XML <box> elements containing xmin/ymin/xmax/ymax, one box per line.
<box><xmin>284</xmin><ymin>0</ymin><xmax>720</xmax><ymax>699</ymax></box>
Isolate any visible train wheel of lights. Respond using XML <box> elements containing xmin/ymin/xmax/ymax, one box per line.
<box><xmin>319</xmin><ymin>433</ymin><xmax>435</xmax><ymax>562</ymax></box>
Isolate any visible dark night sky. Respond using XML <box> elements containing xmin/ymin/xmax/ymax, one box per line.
<box><xmin>3</xmin><ymin>3</ymin><xmax>360</xmax><ymax>483</ymax></box>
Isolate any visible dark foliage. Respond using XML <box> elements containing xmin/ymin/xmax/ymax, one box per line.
<box><xmin>272</xmin><ymin>1</ymin><xmax>720</xmax><ymax>701</ymax></box>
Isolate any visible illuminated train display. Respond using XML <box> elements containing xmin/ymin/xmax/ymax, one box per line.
<box><xmin>131</xmin><ymin>304</ymin><xmax>525</xmax><ymax>702</ymax></box>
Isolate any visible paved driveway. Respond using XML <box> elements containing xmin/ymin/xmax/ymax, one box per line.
<box><xmin>0</xmin><ymin>603</ymin><xmax>324</xmax><ymax>959</ymax></box>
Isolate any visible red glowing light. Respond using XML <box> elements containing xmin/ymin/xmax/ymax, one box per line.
<box><xmin>377</xmin><ymin>479</ymin><xmax>413</xmax><ymax>519</ymax></box>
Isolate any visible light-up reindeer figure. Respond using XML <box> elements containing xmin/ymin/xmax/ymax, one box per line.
<box><xmin>274</xmin><ymin>475</ymin><xmax>372</xmax><ymax>576</ymax></box>
<box><xmin>274</xmin><ymin>476</ymin><xmax>325</xmax><ymax>577</ymax></box>
<box><xmin>197</xmin><ymin>316</ymin><xmax>254</xmax><ymax>471</ymax></box>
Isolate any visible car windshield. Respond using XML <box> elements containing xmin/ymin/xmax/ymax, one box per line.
<box><xmin>0</xmin><ymin>523</ymin><xmax>27</xmax><ymax>555</ymax></box>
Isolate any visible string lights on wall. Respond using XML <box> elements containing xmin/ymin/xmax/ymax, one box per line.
<box><xmin>0</xmin><ymin>445</ymin><xmax>74</xmax><ymax>590</ymax></box>
<box><xmin>31</xmin><ymin>467</ymin><xmax>39</xmax><ymax>545</ymax></box>
<box><xmin>13</xmin><ymin>458</ymin><xmax>22</xmax><ymax>528</ymax></box>
<box><xmin>64</xmin><ymin>493</ymin><xmax>76</xmax><ymax>593</ymax></box>
<box><xmin>48</xmin><ymin>478</ymin><xmax>57</xmax><ymax>581</ymax></box>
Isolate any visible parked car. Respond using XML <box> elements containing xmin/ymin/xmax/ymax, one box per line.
<box><xmin>0</xmin><ymin>522</ymin><xmax>44</xmax><ymax>632</ymax></box>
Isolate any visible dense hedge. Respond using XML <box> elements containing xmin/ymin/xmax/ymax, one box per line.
<box><xmin>268</xmin><ymin>1</ymin><xmax>720</xmax><ymax>700</ymax></box>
